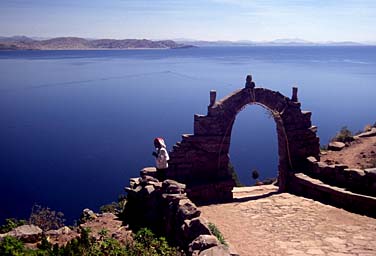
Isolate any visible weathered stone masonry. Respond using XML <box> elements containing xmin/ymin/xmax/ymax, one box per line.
<box><xmin>166</xmin><ymin>82</ymin><xmax>320</xmax><ymax>204</ymax></box>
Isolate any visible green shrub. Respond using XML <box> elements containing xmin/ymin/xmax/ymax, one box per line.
<box><xmin>128</xmin><ymin>227</ymin><xmax>184</xmax><ymax>256</ymax></box>
<box><xmin>208</xmin><ymin>223</ymin><xmax>227</xmax><ymax>246</ymax></box>
<box><xmin>0</xmin><ymin>218</ymin><xmax>27</xmax><ymax>233</ymax></box>
<box><xmin>100</xmin><ymin>194</ymin><xmax>127</xmax><ymax>214</ymax></box>
<box><xmin>0</xmin><ymin>236</ymin><xmax>26</xmax><ymax>256</ymax></box>
<box><xmin>1</xmin><ymin>221</ymin><xmax>182</xmax><ymax>255</ymax></box>
<box><xmin>332</xmin><ymin>126</ymin><xmax>354</xmax><ymax>143</ymax></box>
<box><xmin>99</xmin><ymin>202</ymin><xmax>119</xmax><ymax>214</ymax></box>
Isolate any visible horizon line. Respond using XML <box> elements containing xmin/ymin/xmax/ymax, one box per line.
<box><xmin>1</xmin><ymin>35</ymin><xmax>376</xmax><ymax>45</ymax></box>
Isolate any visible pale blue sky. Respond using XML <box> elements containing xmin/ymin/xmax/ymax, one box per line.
<box><xmin>1</xmin><ymin>0</ymin><xmax>375</xmax><ymax>42</ymax></box>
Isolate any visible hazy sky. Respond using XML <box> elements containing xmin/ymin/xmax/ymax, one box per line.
<box><xmin>1</xmin><ymin>0</ymin><xmax>375</xmax><ymax>42</ymax></box>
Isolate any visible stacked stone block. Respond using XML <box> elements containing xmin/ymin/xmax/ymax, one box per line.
<box><xmin>305</xmin><ymin>156</ymin><xmax>376</xmax><ymax>197</ymax></box>
<box><xmin>123</xmin><ymin>175</ymin><xmax>233</xmax><ymax>255</ymax></box>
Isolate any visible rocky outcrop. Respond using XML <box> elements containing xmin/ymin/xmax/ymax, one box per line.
<box><xmin>123</xmin><ymin>175</ymin><xmax>232</xmax><ymax>255</ymax></box>
<box><xmin>355</xmin><ymin>127</ymin><xmax>376</xmax><ymax>138</ymax></box>
<box><xmin>0</xmin><ymin>225</ymin><xmax>43</xmax><ymax>243</ymax></box>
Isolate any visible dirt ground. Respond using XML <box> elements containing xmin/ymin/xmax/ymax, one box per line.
<box><xmin>321</xmin><ymin>136</ymin><xmax>376</xmax><ymax>169</ymax></box>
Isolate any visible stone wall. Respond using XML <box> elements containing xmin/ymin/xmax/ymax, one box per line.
<box><xmin>123</xmin><ymin>175</ymin><xmax>234</xmax><ymax>256</ymax></box>
<box><xmin>305</xmin><ymin>156</ymin><xmax>376</xmax><ymax>197</ymax></box>
<box><xmin>290</xmin><ymin>173</ymin><xmax>376</xmax><ymax>218</ymax></box>
<box><xmin>166</xmin><ymin>83</ymin><xmax>320</xmax><ymax>204</ymax></box>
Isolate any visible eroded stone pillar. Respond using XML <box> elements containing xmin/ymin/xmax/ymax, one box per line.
<box><xmin>209</xmin><ymin>90</ymin><xmax>216</xmax><ymax>107</ymax></box>
<box><xmin>292</xmin><ymin>87</ymin><xmax>298</xmax><ymax>102</ymax></box>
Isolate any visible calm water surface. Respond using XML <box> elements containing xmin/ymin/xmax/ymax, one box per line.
<box><xmin>1</xmin><ymin>46</ymin><xmax>375</xmax><ymax>223</ymax></box>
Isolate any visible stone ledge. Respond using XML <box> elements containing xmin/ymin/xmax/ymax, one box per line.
<box><xmin>291</xmin><ymin>173</ymin><xmax>376</xmax><ymax>218</ymax></box>
<box><xmin>304</xmin><ymin>156</ymin><xmax>376</xmax><ymax>197</ymax></box>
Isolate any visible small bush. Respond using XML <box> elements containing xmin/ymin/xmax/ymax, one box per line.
<box><xmin>29</xmin><ymin>204</ymin><xmax>65</xmax><ymax>231</ymax></box>
<box><xmin>99</xmin><ymin>202</ymin><xmax>119</xmax><ymax>214</ymax></box>
<box><xmin>332</xmin><ymin>126</ymin><xmax>354</xmax><ymax>143</ymax></box>
<box><xmin>100</xmin><ymin>194</ymin><xmax>127</xmax><ymax>214</ymax></box>
<box><xmin>364</xmin><ymin>124</ymin><xmax>372</xmax><ymax>132</ymax></box>
<box><xmin>208</xmin><ymin>222</ymin><xmax>227</xmax><ymax>246</ymax></box>
<box><xmin>0</xmin><ymin>218</ymin><xmax>27</xmax><ymax>233</ymax></box>
<box><xmin>129</xmin><ymin>227</ymin><xmax>184</xmax><ymax>256</ymax></box>
<box><xmin>0</xmin><ymin>236</ymin><xmax>26</xmax><ymax>256</ymax></box>
<box><xmin>251</xmin><ymin>169</ymin><xmax>260</xmax><ymax>180</ymax></box>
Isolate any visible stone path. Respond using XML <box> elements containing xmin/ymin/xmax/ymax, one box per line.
<box><xmin>199</xmin><ymin>185</ymin><xmax>376</xmax><ymax>256</ymax></box>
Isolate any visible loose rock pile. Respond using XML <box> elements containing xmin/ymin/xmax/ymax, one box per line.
<box><xmin>123</xmin><ymin>175</ymin><xmax>233</xmax><ymax>255</ymax></box>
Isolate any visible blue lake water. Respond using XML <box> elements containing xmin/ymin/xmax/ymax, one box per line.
<box><xmin>1</xmin><ymin>46</ymin><xmax>376</xmax><ymax>224</ymax></box>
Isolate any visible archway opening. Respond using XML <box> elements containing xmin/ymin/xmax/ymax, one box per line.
<box><xmin>229</xmin><ymin>104</ymin><xmax>279</xmax><ymax>187</ymax></box>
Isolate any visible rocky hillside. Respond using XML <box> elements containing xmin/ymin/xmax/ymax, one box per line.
<box><xmin>0</xmin><ymin>36</ymin><xmax>193</xmax><ymax>50</ymax></box>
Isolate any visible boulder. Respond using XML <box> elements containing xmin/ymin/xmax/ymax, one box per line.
<box><xmin>140</xmin><ymin>167</ymin><xmax>157</xmax><ymax>178</ymax></box>
<box><xmin>328</xmin><ymin>141</ymin><xmax>346</xmax><ymax>151</ymax></box>
<box><xmin>355</xmin><ymin>128</ymin><xmax>376</xmax><ymax>138</ymax></box>
<box><xmin>143</xmin><ymin>185</ymin><xmax>155</xmax><ymax>196</ymax></box>
<box><xmin>182</xmin><ymin>217</ymin><xmax>211</xmax><ymax>241</ymax></box>
<box><xmin>140</xmin><ymin>175</ymin><xmax>159</xmax><ymax>185</ymax></box>
<box><xmin>364</xmin><ymin>168</ymin><xmax>376</xmax><ymax>180</ymax></box>
<box><xmin>162</xmin><ymin>179</ymin><xmax>186</xmax><ymax>193</ymax></box>
<box><xmin>129</xmin><ymin>177</ymin><xmax>140</xmax><ymax>189</ymax></box>
<box><xmin>307</xmin><ymin>156</ymin><xmax>318</xmax><ymax>164</ymax></box>
<box><xmin>45</xmin><ymin>226</ymin><xmax>72</xmax><ymax>237</ymax></box>
<box><xmin>198</xmin><ymin>245</ymin><xmax>231</xmax><ymax>256</ymax></box>
<box><xmin>80</xmin><ymin>208</ymin><xmax>97</xmax><ymax>223</ymax></box>
<box><xmin>5</xmin><ymin>225</ymin><xmax>43</xmax><ymax>243</ymax></box>
<box><xmin>189</xmin><ymin>234</ymin><xmax>220</xmax><ymax>253</ymax></box>
<box><xmin>177</xmin><ymin>199</ymin><xmax>201</xmax><ymax>223</ymax></box>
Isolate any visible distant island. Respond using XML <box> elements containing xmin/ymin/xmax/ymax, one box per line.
<box><xmin>179</xmin><ymin>38</ymin><xmax>373</xmax><ymax>47</ymax></box>
<box><xmin>0</xmin><ymin>36</ymin><xmax>194</xmax><ymax>50</ymax></box>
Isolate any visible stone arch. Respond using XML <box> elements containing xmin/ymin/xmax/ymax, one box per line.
<box><xmin>166</xmin><ymin>82</ymin><xmax>320</xmax><ymax>204</ymax></box>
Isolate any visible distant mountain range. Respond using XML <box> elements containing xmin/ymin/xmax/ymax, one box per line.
<box><xmin>179</xmin><ymin>38</ymin><xmax>372</xmax><ymax>47</ymax></box>
<box><xmin>175</xmin><ymin>37</ymin><xmax>376</xmax><ymax>47</ymax></box>
<box><xmin>0</xmin><ymin>36</ymin><xmax>374</xmax><ymax>50</ymax></box>
<box><xmin>0</xmin><ymin>36</ymin><xmax>194</xmax><ymax>50</ymax></box>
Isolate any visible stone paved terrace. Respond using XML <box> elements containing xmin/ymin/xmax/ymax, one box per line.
<box><xmin>199</xmin><ymin>185</ymin><xmax>376</xmax><ymax>256</ymax></box>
